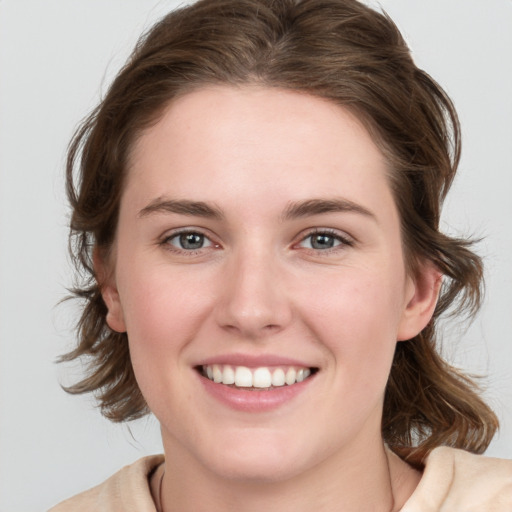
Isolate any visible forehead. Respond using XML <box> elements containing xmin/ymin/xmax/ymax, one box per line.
<box><xmin>125</xmin><ymin>85</ymin><xmax>394</xmax><ymax>218</ymax></box>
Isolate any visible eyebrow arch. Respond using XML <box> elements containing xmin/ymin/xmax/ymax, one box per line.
<box><xmin>138</xmin><ymin>197</ymin><xmax>224</xmax><ymax>220</ymax></box>
<box><xmin>282</xmin><ymin>198</ymin><xmax>377</xmax><ymax>222</ymax></box>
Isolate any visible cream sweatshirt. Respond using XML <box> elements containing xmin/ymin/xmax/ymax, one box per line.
<box><xmin>49</xmin><ymin>447</ymin><xmax>512</xmax><ymax>511</ymax></box>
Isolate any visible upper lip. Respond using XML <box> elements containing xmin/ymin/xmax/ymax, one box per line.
<box><xmin>196</xmin><ymin>353</ymin><xmax>317</xmax><ymax>368</ymax></box>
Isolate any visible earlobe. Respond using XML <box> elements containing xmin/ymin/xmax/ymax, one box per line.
<box><xmin>93</xmin><ymin>247</ymin><xmax>127</xmax><ymax>333</ymax></box>
<box><xmin>102</xmin><ymin>285</ymin><xmax>127</xmax><ymax>333</ymax></box>
<box><xmin>397</xmin><ymin>263</ymin><xmax>442</xmax><ymax>342</ymax></box>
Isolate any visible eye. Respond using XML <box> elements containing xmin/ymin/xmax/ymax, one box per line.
<box><xmin>165</xmin><ymin>231</ymin><xmax>214</xmax><ymax>251</ymax></box>
<box><xmin>298</xmin><ymin>230</ymin><xmax>353</xmax><ymax>251</ymax></box>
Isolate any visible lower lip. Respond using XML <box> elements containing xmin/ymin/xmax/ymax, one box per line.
<box><xmin>198</xmin><ymin>372</ymin><xmax>315</xmax><ymax>412</ymax></box>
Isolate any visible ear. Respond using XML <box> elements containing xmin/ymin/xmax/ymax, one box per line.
<box><xmin>397</xmin><ymin>263</ymin><xmax>442</xmax><ymax>342</ymax></box>
<box><xmin>93</xmin><ymin>247</ymin><xmax>127</xmax><ymax>333</ymax></box>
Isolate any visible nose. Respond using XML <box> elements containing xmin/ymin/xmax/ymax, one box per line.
<box><xmin>214</xmin><ymin>247</ymin><xmax>293</xmax><ymax>339</ymax></box>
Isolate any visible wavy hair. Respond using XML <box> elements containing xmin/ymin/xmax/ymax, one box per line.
<box><xmin>60</xmin><ymin>0</ymin><xmax>498</xmax><ymax>468</ymax></box>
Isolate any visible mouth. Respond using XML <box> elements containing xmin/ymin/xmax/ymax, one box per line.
<box><xmin>197</xmin><ymin>364</ymin><xmax>318</xmax><ymax>390</ymax></box>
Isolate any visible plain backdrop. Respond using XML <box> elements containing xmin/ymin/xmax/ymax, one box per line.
<box><xmin>0</xmin><ymin>1</ymin><xmax>511</xmax><ymax>510</ymax></box>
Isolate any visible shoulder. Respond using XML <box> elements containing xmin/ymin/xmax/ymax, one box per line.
<box><xmin>402</xmin><ymin>447</ymin><xmax>512</xmax><ymax>511</ymax></box>
<box><xmin>48</xmin><ymin>454</ymin><xmax>164</xmax><ymax>512</ymax></box>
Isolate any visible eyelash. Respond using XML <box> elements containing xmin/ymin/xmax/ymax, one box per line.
<box><xmin>296</xmin><ymin>228</ymin><xmax>354</xmax><ymax>254</ymax></box>
<box><xmin>160</xmin><ymin>229</ymin><xmax>218</xmax><ymax>255</ymax></box>
<box><xmin>160</xmin><ymin>227</ymin><xmax>354</xmax><ymax>257</ymax></box>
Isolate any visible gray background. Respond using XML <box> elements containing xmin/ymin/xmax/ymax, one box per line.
<box><xmin>0</xmin><ymin>1</ymin><xmax>511</xmax><ymax>510</ymax></box>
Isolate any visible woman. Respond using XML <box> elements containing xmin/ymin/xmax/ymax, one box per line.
<box><xmin>50</xmin><ymin>0</ymin><xmax>511</xmax><ymax>510</ymax></box>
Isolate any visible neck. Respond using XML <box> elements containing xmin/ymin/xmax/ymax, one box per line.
<box><xmin>157</xmin><ymin>433</ymin><xmax>420</xmax><ymax>512</ymax></box>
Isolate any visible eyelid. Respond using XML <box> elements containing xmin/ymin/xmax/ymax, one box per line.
<box><xmin>159</xmin><ymin>227</ymin><xmax>221</xmax><ymax>253</ymax></box>
<box><xmin>157</xmin><ymin>226</ymin><xmax>354</xmax><ymax>255</ymax></box>
<box><xmin>294</xmin><ymin>228</ymin><xmax>355</xmax><ymax>251</ymax></box>
<box><xmin>168</xmin><ymin>232</ymin><xmax>213</xmax><ymax>249</ymax></box>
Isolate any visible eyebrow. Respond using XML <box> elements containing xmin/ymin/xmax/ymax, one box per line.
<box><xmin>138</xmin><ymin>196</ymin><xmax>376</xmax><ymax>222</ymax></box>
<box><xmin>282</xmin><ymin>198</ymin><xmax>377</xmax><ymax>222</ymax></box>
<box><xmin>138</xmin><ymin>197</ymin><xmax>224</xmax><ymax>220</ymax></box>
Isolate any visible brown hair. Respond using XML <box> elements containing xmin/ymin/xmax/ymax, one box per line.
<box><xmin>61</xmin><ymin>0</ymin><xmax>498</xmax><ymax>467</ymax></box>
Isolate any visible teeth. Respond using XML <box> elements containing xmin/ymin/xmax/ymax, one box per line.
<box><xmin>202</xmin><ymin>364</ymin><xmax>313</xmax><ymax>388</ymax></box>
<box><xmin>296</xmin><ymin>368</ymin><xmax>311</xmax><ymax>382</ymax></box>
<box><xmin>222</xmin><ymin>365</ymin><xmax>235</xmax><ymax>385</ymax></box>
<box><xmin>285</xmin><ymin>368</ymin><xmax>296</xmax><ymax>385</ymax></box>
<box><xmin>234</xmin><ymin>366</ymin><xmax>253</xmax><ymax>387</ymax></box>
<box><xmin>271</xmin><ymin>368</ymin><xmax>285</xmax><ymax>387</ymax></box>
<box><xmin>253</xmin><ymin>367</ymin><xmax>272</xmax><ymax>388</ymax></box>
<box><xmin>212</xmin><ymin>364</ymin><xmax>223</xmax><ymax>383</ymax></box>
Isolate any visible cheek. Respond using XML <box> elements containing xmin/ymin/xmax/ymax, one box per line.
<box><xmin>115</xmin><ymin>263</ymin><xmax>215</xmax><ymax>384</ymax></box>
<box><xmin>298</xmin><ymin>265</ymin><xmax>406</xmax><ymax>383</ymax></box>
<box><xmin>302</xmin><ymin>264</ymin><xmax>406</xmax><ymax>338</ymax></box>
<box><xmin>116</xmin><ymin>275</ymin><xmax>209</xmax><ymax>427</ymax></box>
<box><xmin>118</xmin><ymin>251</ymin><xmax>214</xmax><ymax>331</ymax></box>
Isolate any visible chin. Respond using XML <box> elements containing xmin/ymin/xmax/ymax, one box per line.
<box><xmin>192</xmin><ymin>428</ymin><xmax>316</xmax><ymax>484</ymax></box>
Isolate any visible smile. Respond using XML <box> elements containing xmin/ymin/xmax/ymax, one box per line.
<box><xmin>200</xmin><ymin>364</ymin><xmax>316</xmax><ymax>389</ymax></box>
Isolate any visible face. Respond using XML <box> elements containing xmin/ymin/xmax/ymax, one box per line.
<box><xmin>101</xmin><ymin>86</ymin><xmax>438</xmax><ymax>482</ymax></box>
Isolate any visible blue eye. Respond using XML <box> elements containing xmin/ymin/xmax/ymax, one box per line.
<box><xmin>299</xmin><ymin>231</ymin><xmax>351</xmax><ymax>250</ymax></box>
<box><xmin>167</xmin><ymin>232</ymin><xmax>213</xmax><ymax>250</ymax></box>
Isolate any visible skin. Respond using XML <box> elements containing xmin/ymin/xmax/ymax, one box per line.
<box><xmin>99</xmin><ymin>86</ymin><xmax>441</xmax><ymax>512</ymax></box>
